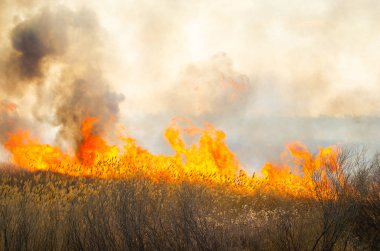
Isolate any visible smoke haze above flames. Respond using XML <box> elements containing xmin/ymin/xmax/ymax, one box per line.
<box><xmin>1</xmin><ymin>0</ymin><xmax>380</xmax><ymax>171</ymax></box>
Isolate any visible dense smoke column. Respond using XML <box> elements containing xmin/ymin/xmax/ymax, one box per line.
<box><xmin>0</xmin><ymin>6</ymin><xmax>124</xmax><ymax>148</ymax></box>
<box><xmin>54</xmin><ymin>71</ymin><xmax>124</xmax><ymax>148</ymax></box>
<box><xmin>1</xmin><ymin>8</ymin><xmax>70</xmax><ymax>96</ymax></box>
<box><xmin>10</xmin><ymin>11</ymin><xmax>67</xmax><ymax>79</ymax></box>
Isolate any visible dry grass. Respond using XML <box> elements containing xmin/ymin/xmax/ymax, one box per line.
<box><xmin>0</xmin><ymin>149</ymin><xmax>379</xmax><ymax>251</ymax></box>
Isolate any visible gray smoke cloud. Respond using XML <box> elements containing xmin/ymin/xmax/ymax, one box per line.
<box><xmin>2</xmin><ymin>8</ymin><xmax>68</xmax><ymax>96</ymax></box>
<box><xmin>1</xmin><ymin>0</ymin><xmax>380</xmax><ymax>172</ymax></box>
<box><xmin>109</xmin><ymin>0</ymin><xmax>380</xmax><ymax>171</ymax></box>
<box><xmin>0</xmin><ymin>4</ymin><xmax>124</xmax><ymax>150</ymax></box>
<box><xmin>167</xmin><ymin>53</ymin><xmax>251</xmax><ymax>118</ymax></box>
<box><xmin>10</xmin><ymin>11</ymin><xmax>67</xmax><ymax>79</ymax></box>
<box><xmin>0</xmin><ymin>100</ymin><xmax>30</xmax><ymax>143</ymax></box>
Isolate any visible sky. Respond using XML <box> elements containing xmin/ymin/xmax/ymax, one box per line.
<box><xmin>1</xmin><ymin>0</ymin><xmax>380</xmax><ymax>171</ymax></box>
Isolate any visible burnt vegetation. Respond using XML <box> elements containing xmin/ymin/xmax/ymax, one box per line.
<box><xmin>0</xmin><ymin>149</ymin><xmax>379</xmax><ymax>251</ymax></box>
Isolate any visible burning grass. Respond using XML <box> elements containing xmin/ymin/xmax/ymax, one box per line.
<box><xmin>1</xmin><ymin>119</ymin><xmax>379</xmax><ymax>250</ymax></box>
<box><xmin>4</xmin><ymin>118</ymin><xmax>350</xmax><ymax>199</ymax></box>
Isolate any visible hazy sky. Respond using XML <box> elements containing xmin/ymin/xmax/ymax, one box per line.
<box><xmin>1</xmin><ymin>0</ymin><xmax>380</xmax><ymax>171</ymax></box>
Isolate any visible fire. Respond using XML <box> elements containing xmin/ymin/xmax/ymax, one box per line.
<box><xmin>3</xmin><ymin>117</ymin><xmax>342</xmax><ymax>198</ymax></box>
<box><xmin>4</xmin><ymin>131</ymin><xmax>66</xmax><ymax>171</ymax></box>
<box><xmin>259</xmin><ymin>142</ymin><xmax>341</xmax><ymax>198</ymax></box>
<box><xmin>77</xmin><ymin>117</ymin><xmax>119</xmax><ymax>166</ymax></box>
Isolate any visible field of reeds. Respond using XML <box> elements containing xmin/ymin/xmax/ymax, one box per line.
<box><xmin>0</xmin><ymin>149</ymin><xmax>379</xmax><ymax>251</ymax></box>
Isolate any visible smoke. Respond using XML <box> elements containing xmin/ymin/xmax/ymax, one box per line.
<box><xmin>99</xmin><ymin>0</ymin><xmax>380</xmax><ymax>120</ymax></box>
<box><xmin>106</xmin><ymin>0</ymin><xmax>380</xmax><ymax>169</ymax></box>
<box><xmin>11</xmin><ymin>12</ymin><xmax>66</xmax><ymax>78</ymax></box>
<box><xmin>0</xmin><ymin>101</ymin><xmax>29</xmax><ymax>143</ymax></box>
<box><xmin>1</xmin><ymin>0</ymin><xmax>380</xmax><ymax>171</ymax></box>
<box><xmin>168</xmin><ymin>53</ymin><xmax>251</xmax><ymax>118</ymax></box>
<box><xmin>53</xmin><ymin>70</ymin><xmax>124</xmax><ymax>147</ymax></box>
<box><xmin>0</xmin><ymin>4</ymin><xmax>124</xmax><ymax>149</ymax></box>
<box><xmin>2</xmin><ymin>8</ymin><xmax>68</xmax><ymax>97</ymax></box>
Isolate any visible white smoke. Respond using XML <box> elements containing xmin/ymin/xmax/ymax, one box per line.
<box><xmin>1</xmin><ymin>0</ymin><xmax>380</xmax><ymax>171</ymax></box>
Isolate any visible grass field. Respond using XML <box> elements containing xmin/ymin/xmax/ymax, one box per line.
<box><xmin>0</xmin><ymin>149</ymin><xmax>379</xmax><ymax>251</ymax></box>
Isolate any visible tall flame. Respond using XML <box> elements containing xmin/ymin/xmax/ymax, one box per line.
<box><xmin>3</xmin><ymin>117</ymin><xmax>341</xmax><ymax>198</ymax></box>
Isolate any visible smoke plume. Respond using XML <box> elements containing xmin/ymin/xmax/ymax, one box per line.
<box><xmin>0</xmin><ymin>5</ymin><xmax>124</xmax><ymax>149</ymax></box>
<box><xmin>168</xmin><ymin>53</ymin><xmax>251</xmax><ymax>118</ymax></box>
<box><xmin>1</xmin><ymin>0</ymin><xmax>380</xmax><ymax>172</ymax></box>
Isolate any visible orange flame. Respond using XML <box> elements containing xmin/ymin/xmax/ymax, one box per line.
<box><xmin>3</xmin><ymin>117</ymin><xmax>342</xmax><ymax>198</ymax></box>
<box><xmin>77</xmin><ymin>117</ymin><xmax>119</xmax><ymax>166</ymax></box>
